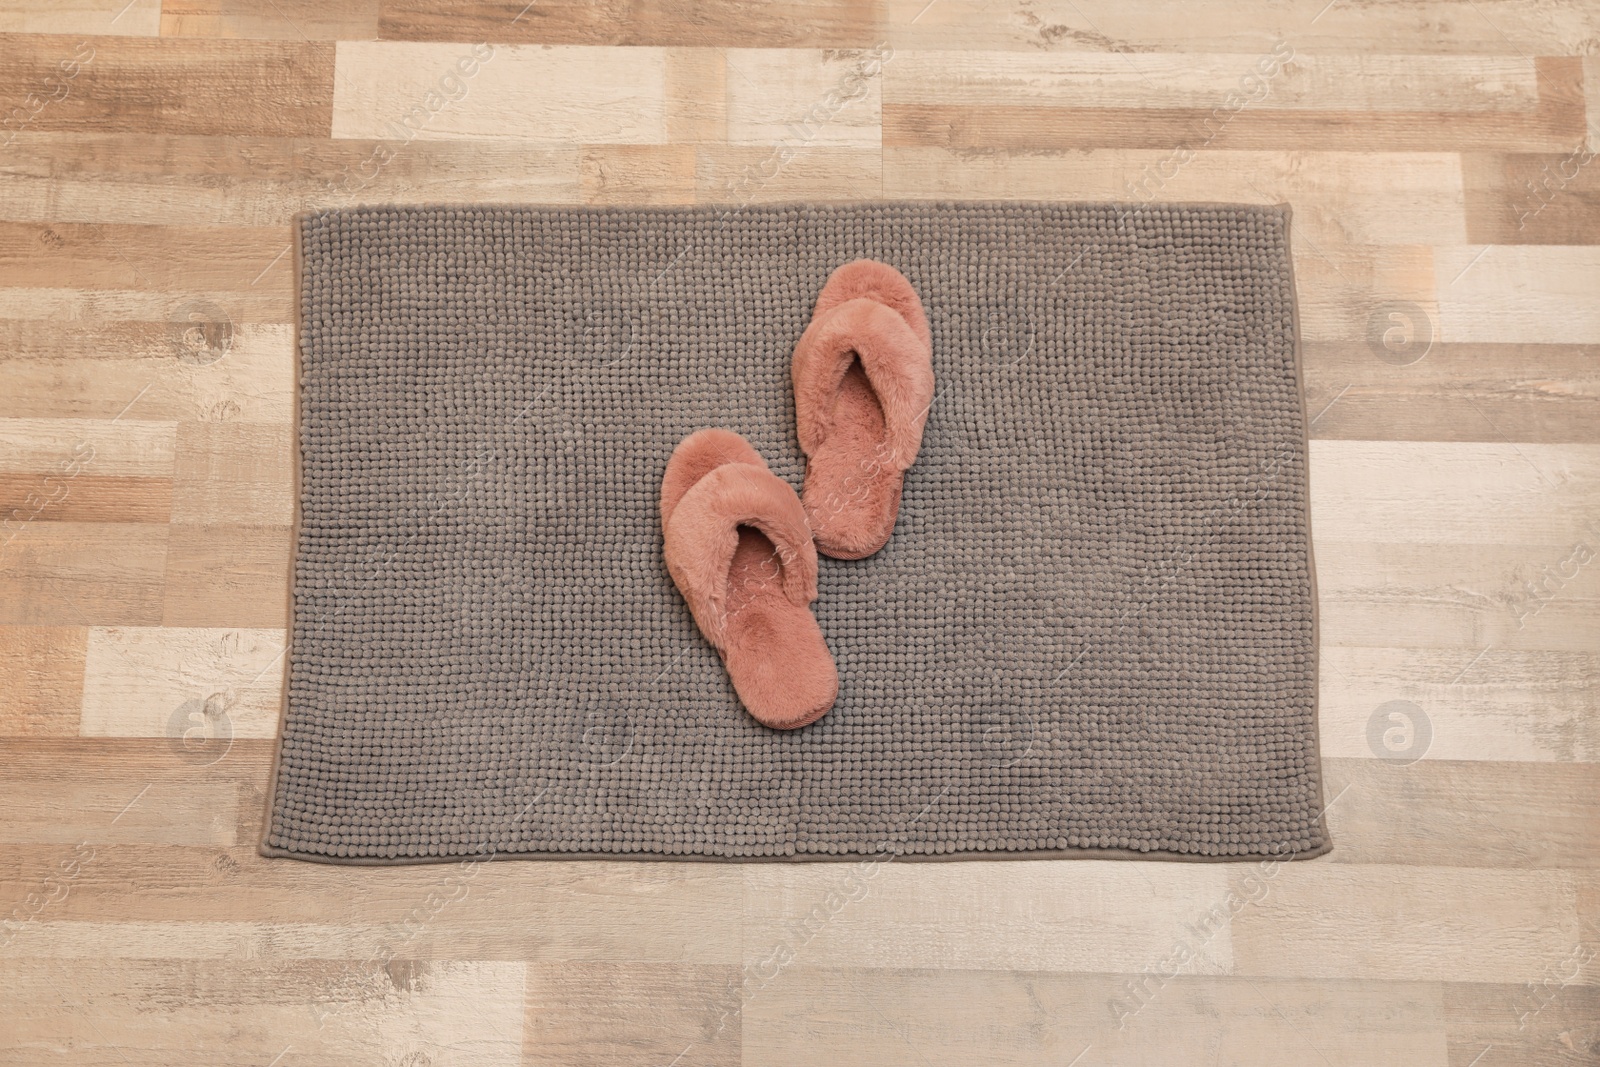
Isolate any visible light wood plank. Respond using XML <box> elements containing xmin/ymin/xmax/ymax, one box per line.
<box><xmin>1319</xmin><ymin>646</ymin><xmax>1600</xmax><ymax>762</ymax></box>
<box><xmin>80</xmin><ymin>625</ymin><xmax>286</xmax><ymax>740</ymax></box>
<box><xmin>881</xmin><ymin>0</ymin><xmax>1600</xmax><ymax>56</ymax></box>
<box><xmin>0</xmin><ymin>473</ymin><xmax>171</xmax><ymax>524</ymax></box>
<box><xmin>0</xmin><ymin>0</ymin><xmax>161</xmax><ymax>35</ymax></box>
<box><xmin>742</xmin><ymin>970</ymin><xmax>1451</xmax><ymax>1067</ymax></box>
<box><xmin>0</xmin><ymin>221</ymin><xmax>290</xmax><ymax>293</ymax></box>
<box><xmin>664</xmin><ymin>47</ymin><xmax>727</xmax><ymax>143</ymax></box>
<box><xmin>1444</xmin><ymin>980</ymin><xmax>1600</xmax><ymax>1067</ymax></box>
<box><xmin>1436</xmin><ymin>244</ymin><xmax>1600</xmax><ymax>344</ymax></box>
<box><xmin>0</xmin><ymin>776</ymin><xmax>238</xmax><ymax>846</ymax></box>
<box><xmin>883</xmin><ymin>51</ymin><xmax>1538</xmax><ymax>112</ymax></box>
<box><xmin>0</xmin><ymin>321</ymin><xmax>295</xmax><ymax>424</ymax></box>
<box><xmin>1321</xmin><ymin>758</ymin><xmax>1600</xmax><ymax>867</ymax></box>
<box><xmin>1462</xmin><ymin>151</ymin><xmax>1600</xmax><ymax>245</ymax></box>
<box><xmin>0</xmin><ymin>417</ymin><xmax>175</xmax><ymax>479</ymax></box>
<box><xmin>742</xmin><ymin>861</ymin><xmax>1235</xmax><ymax>973</ymax></box>
<box><xmin>1229</xmin><ymin>865</ymin><xmax>1590</xmax><ymax>984</ymax></box>
<box><xmin>0</xmin><ymin>959</ymin><xmax>525</xmax><ymax>1066</ymax></box>
<box><xmin>169</xmin><ymin>423</ymin><xmax>293</xmax><ymax>526</ymax></box>
<box><xmin>1588</xmin><ymin>55</ymin><xmax>1600</xmax><ymax>150</ymax></box>
<box><xmin>332</xmin><ymin>42</ymin><xmax>667</xmax><ymax>143</ymax></box>
<box><xmin>0</xmin><ymin>285</ymin><xmax>292</xmax><ymax>324</ymax></box>
<box><xmin>885</xmin><ymin>147</ymin><xmax>1470</xmax><ymax>247</ymax></box>
<box><xmin>524</xmin><ymin>962</ymin><xmax>741</xmax><ymax>1067</ymax></box>
<box><xmin>1309</xmin><ymin>441</ymin><xmax>1600</xmax><ymax>545</ymax></box>
<box><xmin>0</xmin><ymin>134</ymin><xmax>582</xmax><ymax>227</ymax></box>
<box><xmin>724</xmin><ymin>48</ymin><xmax>886</xmax><ymax>147</ymax></box>
<box><xmin>0</xmin><ymin>843</ymin><xmax>744</xmax><ymax>963</ymax></box>
<box><xmin>884</xmin><ymin>57</ymin><xmax>1585</xmax><ymax>154</ymax></box>
<box><xmin>1291</xmin><ymin>243</ymin><xmax>1438</xmax><ymax>344</ymax></box>
<box><xmin>580</xmin><ymin>144</ymin><xmax>697</xmax><ymax>205</ymax></box>
<box><xmin>695</xmin><ymin>145</ymin><xmax>882</xmax><ymax>202</ymax></box>
<box><xmin>1317</xmin><ymin>540</ymin><xmax>1600</xmax><ymax>654</ymax></box>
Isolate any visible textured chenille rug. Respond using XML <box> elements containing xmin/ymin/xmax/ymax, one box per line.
<box><xmin>262</xmin><ymin>201</ymin><xmax>1328</xmax><ymax>864</ymax></box>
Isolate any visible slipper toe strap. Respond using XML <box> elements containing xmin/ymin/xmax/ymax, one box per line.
<box><xmin>792</xmin><ymin>297</ymin><xmax>935</xmax><ymax>472</ymax></box>
<box><xmin>662</xmin><ymin>463</ymin><xmax>818</xmax><ymax>648</ymax></box>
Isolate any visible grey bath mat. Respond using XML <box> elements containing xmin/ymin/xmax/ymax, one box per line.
<box><xmin>262</xmin><ymin>201</ymin><xmax>1328</xmax><ymax>864</ymax></box>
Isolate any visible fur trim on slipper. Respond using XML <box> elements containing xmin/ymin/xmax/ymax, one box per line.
<box><xmin>791</xmin><ymin>261</ymin><xmax>935</xmax><ymax>559</ymax></box>
<box><xmin>661</xmin><ymin>429</ymin><xmax>838</xmax><ymax>729</ymax></box>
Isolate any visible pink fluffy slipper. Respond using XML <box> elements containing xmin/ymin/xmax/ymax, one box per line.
<box><xmin>791</xmin><ymin>260</ymin><xmax>935</xmax><ymax>559</ymax></box>
<box><xmin>661</xmin><ymin>429</ymin><xmax>838</xmax><ymax>730</ymax></box>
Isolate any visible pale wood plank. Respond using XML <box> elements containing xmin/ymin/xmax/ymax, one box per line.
<box><xmin>0</xmin><ymin>776</ymin><xmax>238</xmax><ymax>846</ymax></box>
<box><xmin>0</xmin><ymin>920</ymin><xmax>489</xmax><ymax>958</ymax></box>
<box><xmin>80</xmin><ymin>625</ymin><xmax>286</xmax><ymax>740</ymax></box>
<box><xmin>0</xmin><ymin>417</ymin><xmax>175</xmax><ymax>478</ymax></box>
<box><xmin>1316</xmin><ymin>541</ymin><xmax>1600</xmax><ymax>654</ymax></box>
<box><xmin>742</xmin><ymin>970</ymin><xmax>1451</xmax><ymax>1067</ymax></box>
<box><xmin>0</xmin><ymin>285</ymin><xmax>292</xmax><ymax>324</ymax></box>
<box><xmin>1309</xmin><ymin>441</ymin><xmax>1600</xmax><ymax>545</ymax></box>
<box><xmin>169</xmin><ymin>423</ymin><xmax>293</xmax><ymax>526</ymax></box>
<box><xmin>524</xmin><ymin>962</ymin><xmax>741</xmax><ymax>1067</ymax></box>
<box><xmin>1321</xmin><ymin>758</ymin><xmax>1600</xmax><ymax>867</ymax></box>
<box><xmin>1445</xmin><ymin>980</ymin><xmax>1600</xmax><ymax>1066</ymax></box>
<box><xmin>0</xmin><ymin>221</ymin><xmax>290</xmax><ymax>293</ymax></box>
<box><xmin>742</xmin><ymin>861</ymin><xmax>1234</xmax><ymax>972</ymax></box>
<box><xmin>1319</xmin><ymin>646</ymin><xmax>1600</xmax><ymax>762</ymax></box>
<box><xmin>332</xmin><ymin>42</ymin><xmax>667</xmax><ymax>142</ymax></box>
<box><xmin>724</xmin><ymin>48</ymin><xmax>885</xmax><ymax>147</ymax></box>
<box><xmin>695</xmin><ymin>145</ymin><xmax>882</xmax><ymax>203</ymax></box>
<box><xmin>885</xmin><ymin>74</ymin><xmax>1584</xmax><ymax>154</ymax></box>
<box><xmin>0</xmin><ymin>844</ymin><xmax>744</xmax><ymax>962</ymax></box>
<box><xmin>1229</xmin><ymin>865</ymin><xmax>1589</xmax><ymax>983</ymax></box>
<box><xmin>0</xmin><ymin>473</ymin><xmax>171</xmax><ymax>524</ymax></box>
<box><xmin>881</xmin><ymin>0</ymin><xmax>1600</xmax><ymax>56</ymax></box>
<box><xmin>1436</xmin><ymin>244</ymin><xmax>1600</xmax><ymax>344</ymax></box>
<box><xmin>0</xmin><ymin>959</ymin><xmax>525</xmax><ymax>1066</ymax></box>
<box><xmin>0</xmin><ymin>0</ymin><xmax>161</xmax><ymax>35</ymax></box>
<box><xmin>883</xmin><ymin>52</ymin><xmax>1538</xmax><ymax>112</ymax></box>
<box><xmin>1589</xmin><ymin>55</ymin><xmax>1600</xmax><ymax>151</ymax></box>
<box><xmin>885</xmin><ymin>147</ymin><xmax>1470</xmax><ymax>247</ymax></box>
<box><xmin>0</xmin><ymin>894</ymin><xmax>738</xmax><ymax>964</ymax></box>
<box><xmin>1462</xmin><ymin>151</ymin><xmax>1600</xmax><ymax>245</ymax></box>
<box><xmin>580</xmin><ymin>144</ymin><xmax>697</xmax><ymax>205</ymax></box>
<box><xmin>0</xmin><ymin>737</ymin><xmax>269</xmax><ymax>778</ymax></box>
<box><xmin>1291</xmin><ymin>243</ymin><xmax>1438</xmax><ymax>344</ymax></box>
<box><xmin>0</xmin><ymin>134</ymin><xmax>582</xmax><ymax>227</ymax></box>
<box><xmin>0</xmin><ymin>321</ymin><xmax>295</xmax><ymax>424</ymax></box>
<box><xmin>0</xmin><ymin>627</ymin><xmax>86</xmax><ymax>737</ymax></box>
<box><xmin>663</xmin><ymin>47</ymin><xmax>727</xmax><ymax>143</ymax></box>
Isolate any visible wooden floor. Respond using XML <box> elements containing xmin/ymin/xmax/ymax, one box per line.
<box><xmin>2</xmin><ymin>0</ymin><xmax>1598</xmax><ymax>1063</ymax></box>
